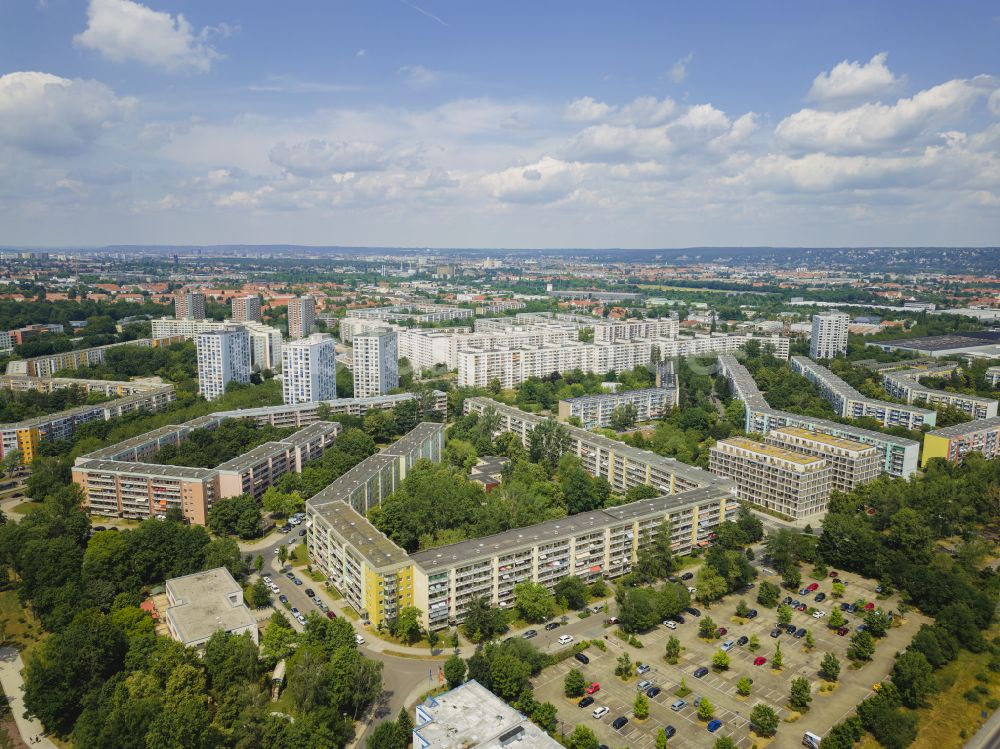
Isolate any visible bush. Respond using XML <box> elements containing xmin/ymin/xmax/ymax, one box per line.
<box><xmin>964</xmin><ymin>689</ymin><xmax>981</xmax><ymax>703</ymax></box>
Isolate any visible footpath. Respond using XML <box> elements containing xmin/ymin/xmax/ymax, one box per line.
<box><xmin>0</xmin><ymin>647</ymin><xmax>56</xmax><ymax>748</ymax></box>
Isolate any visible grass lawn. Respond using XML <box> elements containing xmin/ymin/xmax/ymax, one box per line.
<box><xmin>339</xmin><ymin>607</ymin><xmax>360</xmax><ymax>621</ymax></box>
<box><xmin>0</xmin><ymin>589</ymin><xmax>46</xmax><ymax>661</ymax></box>
<box><xmin>907</xmin><ymin>629</ymin><xmax>1000</xmax><ymax>749</ymax></box>
<box><xmin>9</xmin><ymin>501</ymin><xmax>44</xmax><ymax>516</ymax></box>
<box><xmin>290</xmin><ymin>543</ymin><xmax>309</xmax><ymax>567</ymax></box>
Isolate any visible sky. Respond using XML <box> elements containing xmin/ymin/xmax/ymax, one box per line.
<box><xmin>1</xmin><ymin>1</ymin><xmax>999</xmax><ymax>249</ymax></box>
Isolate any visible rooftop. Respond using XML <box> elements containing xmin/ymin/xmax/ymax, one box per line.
<box><xmin>414</xmin><ymin>680</ymin><xmax>561</xmax><ymax>749</ymax></box>
<box><xmin>771</xmin><ymin>426</ymin><xmax>874</xmax><ymax>452</ymax></box>
<box><xmin>873</xmin><ymin>335</ymin><xmax>1000</xmax><ymax>352</ymax></box>
<box><xmin>715</xmin><ymin>437</ymin><xmax>827</xmax><ymax>467</ymax></box>
<box><xmin>313</xmin><ymin>500</ymin><xmax>411</xmax><ymax>568</ymax></box>
<box><xmin>926</xmin><ymin>416</ymin><xmax>1000</xmax><ymax>438</ymax></box>
<box><xmin>165</xmin><ymin>567</ymin><xmax>257</xmax><ymax>646</ymax></box>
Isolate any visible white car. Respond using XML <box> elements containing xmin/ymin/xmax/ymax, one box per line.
<box><xmin>289</xmin><ymin>517</ymin><xmax>302</xmax><ymax>526</ymax></box>
<box><xmin>720</xmin><ymin>640</ymin><xmax>735</xmax><ymax>652</ymax></box>
<box><xmin>812</xmin><ymin>610</ymin><xmax>826</xmax><ymax>619</ymax></box>
<box><xmin>355</xmin><ymin>634</ymin><xmax>366</xmax><ymax>646</ymax></box>
<box><xmin>557</xmin><ymin>634</ymin><xmax>574</xmax><ymax>646</ymax></box>
<box><xmin>262</xmin><ymin>576</ymin><xmax>272</xmax><ymax>584</ymax></box>
<box><xmin>592</xmin><ymin>706</ymin><xmax>609</xmax><ymax>719</ymax></box>
<box><xmin>687</xmin><ymin>586</ymin><xmax>697</xmax><ymax>594</ymax></box>
<box><xmin>663</xmin><ymin>620</ymin><xmax>677</xmax><ymax>629</ymax></box>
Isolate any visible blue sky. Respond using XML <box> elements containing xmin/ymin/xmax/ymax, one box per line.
<box><xmin>1</xmin><ymin>1</ymin><xmax>999</xmax><ymax>248</ymax></box>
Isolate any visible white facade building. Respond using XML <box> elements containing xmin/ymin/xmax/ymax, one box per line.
<box><xmin>196</xmin><ymin>326</ymin><xmax>251</xmax><ymax>401</ymax></box>
<box><xmin>282</xmin><ymin>334</ymin><xmax>337</xmax><ymax>404</ymax></box>
<box><xmin>810</xmin><ymin>311</ymin><xmax>849</xmax><ymax>359</ymax></box>
<box><xmin>288</xmin><ymin>296</ymin><xmax>316</xmax><ymax>339</ymax></box>
<box><xmin>244</xmin><ymin>321</ymin><xmax>283</xmax><ymax>372</ymax></box>
<box><xmin>353</xmin><ymin>329</ymin><xmax>398</xmax><ymax>397</ymax></box>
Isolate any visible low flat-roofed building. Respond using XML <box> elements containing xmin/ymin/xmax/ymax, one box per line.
<box><xmin>414</xmin><ymin>680</ymin><xmax>561</xmax><ymax>749</ymax></box>
<box><xmin>765</xmin><ymin>426</ymin><xmax>881</xmax><ymax>493</ymax></box>
<box><xmin>164</xmin><ymin>567</ymin><xmax>258</xmax><ymax>649</ymax></box>
<box><xmin>710</xmin><ymin>437</ymin><xmax>831</xmax><ymax>519</ymax></box>
<box><xmin>470</xmin><ymin>456</ymin><xmax>509</xmax><ymax>490</ymax></box>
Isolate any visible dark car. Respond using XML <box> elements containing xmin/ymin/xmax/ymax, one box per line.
<box><xmin>522</xmin><ymin>629</ymin><xmax>538</xmax><ymax>639</ymax></box>
<box><xmin>693</xmin><ymin>667</ymin><xmax>709</xmax><ymax>678</ymax></box>
<box><xmin>794</xmin><ymin>628</ymin><xmax>807</xmax><ymax>638</ymax></box>
<box><xmin>782</xmin><ymin>596</ymin><xmax>793</xmax><ymax>605</ymax></box>
<box><xmin>736</xmin><ymin>635</ymin><xmax>749</xmax><ymax>646</ymax></box>
<box><xmin>299</xmin><ymin>528</ymin><xmax>307</xmax><ymax>536</ymax></box>
<box><xmin>674</xmin><ymin>615</ymin><xmax>686</xmax><ymax>625</ymax></box>
<box><xmin>293</xmin><ymin>578</ymin><xmax>303</xmax><ymax>586</ymax></box>
<box><xmin>304</xmin><ymin>588</ymin><xmax>315</xmax><ymax>597</ymax></box>
<box><xmin>578</xmin><ymin>696</ymin><xmax>594</xmax><ymax>708</ymax></box>
<box><xmin>770</xmin><ymin>628</ymin><xmax>782</xmax><ymax>638</ymax></box>
<box><xmin>815</xmin><ymin>592</ymin><xmax>826</xmax><ymax>602</ymax></box>
<box><xmin>746</xmin><ymin>609</ymin><xmax>758</xmax><ymax>619</ymax></box>
<box><xmin>285</xmin><ymin>572</ymin><xmax>295</xmax><ymax>579</ymax></box>
<box><xmin>686</xmin><ymin>607</ymin><xmax>701</xmax><ymax>617</ymax></box>
<box><xmin>840</xmin><ymin>603</ymin><xmax>851</xmax><ymax>611</ymax></box>
<box><xmin>664</xmin><ymin>726</ymin><xmax>676</xmax><ymax>739</ymax></box>
<box><xmin>667</xmin><ymin>576</ymin><xmax>679</xmax><ymax>583</ymax></box>
<box><xmin>278</xmin><ymin>594</ymin><xmax>288</xmax><ymax>604</ymax></box>
<box><xmin>574</xmin><ymin>652</ymin><xmax>590</xmax><ymax>665</ymax></box>
<box><xmin>681</xmin><ymin>572</ymin><xmax>694</xmax><ymax>580</ymax></box>
<box><xmin>612</xmin><ymin>717</ymin><xmax>629</xmax><ymax>730</ymax></box>
<box><xmin>545</xmin><ymin>621</ymin><xmax>560</xmax><ymax>631</ymax></box>
<box><xmin>785</xmin><ymin>623</ymin><xmax>797</xmax><ymax>635</ymax></box>
<box><xmin>707</xmin><ymin>719</ymin><xmax>722</xmax><ymax>733</ymax></box>
<box><xmin>647</xmin><ymin>686</ymin><xmax>661</xmax><ymax>698</ymax></box>
<box><xmin>325</xmin><ymin>611</ymin><xmax>337</xmax><ymax>620</ymax></box>
<box><xmin>848</xmin><ymin>603</ymin><xmax>859</xmax><ymax>613</ymax></box>
<box><xmin>837</xmin><ymin>626</ymin><xmax>850</xmax><ymax>636</ymax></box>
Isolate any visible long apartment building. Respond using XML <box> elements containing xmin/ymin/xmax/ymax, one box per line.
<box><xmin>307</xmin><ymin>401</ymin><xmax>735</xmax><ymax>630</ymax></box>
<box><xmin>5</xmin><ymin>337</ymin><xmax>184</xmax><ymax>378</ymax></box>
<box><xmin>218</xmin><ymin>391</ymin><xmax>447</xmax><ymax>427</ymax></box>
<box><xmin>987</xmin><ymin>366</ymin><xmax>1000</xmax><ymax>388</ymax></box>
<box><xmin>346</xmin><ymin>304</ymin><xmax>473</xmax><ymax>324</ymax></box>
<box><xmin>710</xmin><ymin>437</ymin><xmax>832</xmax><ymax>519</ymax></box>
<box><xmin>922</xmin><ymin>416</ymin><xmax>1000</xmax><ymax>467</ymax></box>
<box><xmin>764</xmin><ymin>426</ymin><xmax>880</xmax><ymax>493</ymax></box>
<box><xmin>0</xmin><ymin>380</ymin><xmax>176</xmax><ymax>464</ymax></box>
<box><xmin>73</xmin><ymin>417</ymin><xmax>340</xmax><ymax>524</ymax></box>
<box><xmin>558</xmin><ymin>387</ymin><xmax>679</xmax><ymax>429</ymax></box>
<box><xmin>717</xmin><ymin>354</ymin><xmax>920</xmax><ymax>478</ymax></box>
<box><xmin>882</xmin><ymin>366</ymin><xmax>998</xmax><ymax>420</ymax></box>
<box><xmin>790</xmin><ymin>356</ymin><xmax>936</xmax><ymax>430</ymax></box>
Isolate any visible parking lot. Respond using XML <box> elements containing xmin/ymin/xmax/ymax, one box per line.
<box><xmin>532</xmin><ymin>564</ymin><xmax>927</xmax><ymax>749</ymax></box>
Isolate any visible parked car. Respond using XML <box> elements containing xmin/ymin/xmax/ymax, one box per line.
<box><xmin>681</xmin><ymin>572</ymin><xmax>694</xmax><ymax>580</ymax></box>
<box><xmin>746</xmin><ymin>609</ymin><xmax>759</xmax><ymax>619</ymax></box>
<box><xmin>298</xmin><ymin>529</ymin><xmax>307</xmax><ymax>536</ymax></box>
<box><xmin>612</xmin><ymin>717</ymin><xmax>629</xmax><ymax>730</ymax></box>
<box><xmin>637</xmin><ymin>680</ymin><xmax>652</xmax><ymax>692</ymax></box>
<box><xmin>663</xmin><ymin>620</ymin><xmax>677</xmax><ymax>629</ymax></box>
<box><xmin>716</xmin><ymin>627</ymin><xmax>728</xmax><ymax>637</ymax></box>
<box><xmin>829</xmin><ymin>570</ymin><xmax>840</xmax><ymax>578</ymax></box>
<box><xmin>575</xmin><ymin>652</ymin><xmax>590</xmax><ymax>665</ymax></box>
<box><xmin>578</xmin><ymin>696</ymin><xmax>594</xmax><ymax>708</ymax></box>
<box><xmin>707</xmin><ymin>720</ymin><xmax>722</xmax><ymax>733</ymax></box>
<box><xmin>670</xmin><ymin>699</ymin><xmax>687</xmax><ymax>711</ymax></box>
<box><xmin>663</xmin><ymin>725</ymin><xmax>676</xmax><ymax>738</ymax></box>
<box><xmin>545</xmin><ymin>621</ymin><xmax>561</xmax><ymax>631</ymax></box>
<box><xmin>636</xmin><ymin>664</ymin><xmax>650</xmax><ymax>675</ymax></box>
<box><xmin>812</xmin><ymin>610</ymin><xmax>826</xmax><ymax>619</ymax></box>
<box><xmin>806</xmin><ymin>583</ymin><xmax>819</xmax><ymax>592</ymax></box>
<box><xmin>354</xmin><ymin>634</ymin><xmax>365</xmax><ymax>645</ymax></box>
<box><xmin>693</xmin><ymin>667</ymin><xmax>709</xmax><ymax>678</ymax></box>
<box><xmin>686</xmin><ymin>607</ymin><xmax>701</xmax><ymax>617</ymax></box>
<box><xmin>325</xmin><ymin>611</ymin><xmax>337</xmax><ymax>620</ymax></box>
<box><xmin>293</xmin><ymin>578</ymin><xmax>302</xmax><ymax>586</ymax></box>
<box><xmin>646</xmin><ymin>686</ymin><xmax>661</xmax><ymax>698</ymax></box>
<box><xmin>864</xmin><ymin>602</ymin><xmax>875</xmax><ymax>611</ymax></box>
<box><xmin>782</xmin><ymin>596</ymin><xmax>793</xmax><ymax>605</ymax></box>
<box><xmin>837</xmin><ymin>626</ymin><xmax>849</xmax><ymax>636</ymax></box>
<box><xmin>304</xmin><ymin>588</ymin><xmax>315</xmax><ymax>597</ymax></box>
<box><xmin>557</xmin><ymin>634</ymin><xmax>574</xmax><ymax>645</ymax></box>
<box><xmin>840</xmin><ymin>602</ymin><xmax>851</xmax><ymax>611</ymax></box>
<box><xmin>796</xmin><ymin>604</ymin><xmax>808</xmax><ymax>612</ymax></box>
<box><xmin>285</xmin><ymin>572</ymin><xmax>295</xmax><ymax>579</ymax></box>
<box><xmin>586</xmin><ymin>683</ymin><xmax>601</xmax><ymax>695</ymax></box>
<box><xmin>522</xmin><ymin>629</ymin><xmax>538</xmax><ymax>639</ymax></box>
<box><xmin>592</xmin><ymin>706</ymin><xmax>609</xmax><ymax>719</ymax></box>
<box><xmin>770</xmin><ymin>628</ymin><xmax>782</xmax><ymax>638</ymax></box>
<box><xmin>785</xmin><ymin>624</ymin><xmax>797</xmax><ymax>634</ymax></box>
<box><xmin>606</xmin><ymin>617</ymin><xmax>619</xmax><ymax>625</ymax></box>
<box><xmin>262</xmin><ymin>576</ymin><xmax>272</xmax><ymax>584</ymax></box>
<box><xmin>278</xmin><ymin>595</ymin><xmax>288</xmax><ymax>604</ymax></box>
<box><xmin>290</xmin><ymin>607</ymin><xmax>299</xmax><ymax>615</ymax></box>
<box><xmin>754</xmin><ymin>656</ymin><xmax>767</xmax><ymax>666</ymax></box>
<box><xmin>794</xmin><ymin>628</ymin><xmax>807</xmax><ymax>638</ymax></box>
<box><xmin>674</xmin><ymin>615</ymin><xmax>686</xmax><ymax>625</ymax></box>
<box><xmin>736</xmin><ymin>635</ymin><xmax>749</xmax><ymax>646</ymax></box>
<box><xmin>721</xmin><ymin>640</ymin><xmax>735</xmax><ymax>652</ymax></box>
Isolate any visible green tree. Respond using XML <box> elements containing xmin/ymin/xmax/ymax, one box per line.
<box><xmin>664</xmin><ymin>635</ymin><xmax>681</xmax><ymax>664</ymax></box>
<box><xmin>864</xmin><ymin>610</ymin><xmax>891</xmax><ymax>638</ymax></box>
<box><xmin>773</xmin><ymin>641</ymin><xmax>784</xmax><ymax>670</ymax></box>
<box><xmin>756</xmin><ymin>580</ymin><xmax>780</xmax><ymax>608</ymax></box>
<box><xmin>261</xmin><ymin>612</ymin><xmax>299</xmax><ymax>664</ymax></box>
<box><xmin>443</xmin><ymin>655</ymin><xmax>466</xmax><ymax>689</ymax></box>
<box><xmin>891</xmin><ymin>650</ymin><xmax>936</xmax><ymax>708</ymax></box>
<box><xmin>367</xmin><ymin>720</ymin><xmax>405</xmax><ymax>749</ymax></box>
<box><xmin>262</xmin><ymin>487</ymin><xmax>304</xmax><ymax>519</ymax></box>
<box><xmin>831</xmin><ymin>581</ymin><xmax>846</xmax><ymax>598</ymax></box>
<box><xmin>277</xmin><ymin>544</ymin><xmax>288</xmax><ymax>567</ymax></box>
<box><xmin>782</xmin><ymin>565</ymin><xmax>802</xmax><ymax>590</ymax></box>
<box><xmin>748</xmin><ymin>634</ymin><xmax>760</xmax><ymax>652</ymax></box>
<box><xmin>777</xmin><ymin>604</ymin><xmax>793</xmax><ymax>625</ymax></box>
<box><xmin>615</xmin><ymin>652</ymin><xmax>633</xmax><ymax>679</ymax></box>
<box><xmin>634</xmin><ymin>690</ymin><xmax>649</xmax><ymax>718</ymax></box>
<box><xmin>246</xmin><ymin>578</ymin><xmax>271</xmax><ymax>608</ymax></box>
<box><xmin>697</xmin><ymin>697</ymin><xmax>714</xmax><ymax>721</ymax></box>
<box><xmin>790</xmin><ymin>677</ymin><xmax>812</xmax><ymax>711</ymax></box>
<box><xmin>610</xmin><ymin>403</ymin><xmax>639</xmax><ymax>431</ymax></box>
<box><xmin>698</xmin><ymin>615</ymin><xmax>717</xmax><ymax>640</ymax></box>
<box><xmin>462</xmin><ymin>596</ymin><xmax>507</xmax><ymax>642</ymax></box>
<box><xmin>514</xmin><ymin>581</ymin><xmax>556</xmax><ymax>623</ymax></box>
<box><xmin>564</xmin><ymin>668</ymin><xmax>586</xmax><ymax>697</ymax></box>
<box><xmin>805</xmin><ymin>630</ymin><xmax>815</xmax><ymax>650</ymax></box>
<box><xmin>714</xmin><ymin>738</ymin><xmax>737</xmax><ymax>749</ymax></box>
<box><xmin>848</xmin><ymin>630</ymin><xmax>876</xmax><ymax>662</ymax></box>
<box><xmin>736</xmin><ymin>676</ymin><xmax>752</xmax><ymax>696</ymax></box>
<box><xmin>489</xmin><ymin>653</ymin><xmax>531</xmax><ymax>702</ymax></box>
<box><xmin>694</xmin><ymin>566</ymin><xmax>728</xmax><ymax>603</ymax></box>
<box><xmin>735</xmin><ymin>600</ymin><xmax>751</xmax><ymax>618</ymax></box>
<box><xmin>820</xmin><ymin>652</ymin><xmax>841</xmax><ymax>682</ymax></box>
<box><xmin>527</xmin><ymin>419</ymin><xmax>571</xmax><ymax>469</ymax></box>
<box><xmin>554</xmin><ymin>576</ymin><xmax>589</xmax><ymax>610</ymax></box>
<box><xmin>749</xmin><ymin>704</ymin><xmax>779</xmax><ymax>736</ymax></box>
<box><xmin>712</xmin><ymin>650</ymin><xmax>730</xmax><ymax>671</ymax></box>
<box><xmin>569</xmin><ymin>725</ymin><xmax>600</xmax><ymax>749</ymax></box>
<box><xmin>395</xmin><ymin>606</ymin><xmax>423</xmax><ymax>644</ymax></box>
<box><xmin>206</xmin><ymin>495</ymin><xmax>261</xmax><ymax>539</ymax></box>
<box><xmin>828</xmin><ymin>608</ymin><xmax>846</xmax><ymax>629</ymax></box>
<box><xmin>655</xmin><ymin>727</ymin><xmax>669</xmax><ymax>749</ymax></box>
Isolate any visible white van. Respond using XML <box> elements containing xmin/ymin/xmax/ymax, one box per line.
<box><xmin>802</xmin><ymin>732</ymin><xmax>821</xmax><ymax>749</ymax></box>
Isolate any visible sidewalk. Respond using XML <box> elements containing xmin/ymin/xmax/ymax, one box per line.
<box><xmin>0</xmin><ymin>647</ymin><xmax>56</xmax><ymax>748</ymax></box>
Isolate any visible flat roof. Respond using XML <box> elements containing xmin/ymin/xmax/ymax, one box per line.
<box><xmin>165</xmin><ymin>567</ymin><xmax>256</xmax><ymax>645</ymax></box>
<box><xmin>415</xmin><ymin>681</ymin><xmax>560</xmax><ymax>749</ymax></box>
<box><xmin>874</xmin><ymin>335</ymin><xmax>1000</xmax><ymax>352</ymax></box>
<box><xmin>926</xmin><ymin>416</ymin><xmax>1000</xmax><ymax>438</ymax></box>
<box><xmin>752</xmin><ymin>406</ymin><xmax>920</xmax><ymax>448</ymax></box>
<box><xmin>314</xmin><ymin>500</ymin><xmax>411</xmax><ymax>568</ymax></box>
<box><xmin>716</xmin><ymin>437</ymin><xmax>827</xmax><ymax>466</ymax></box>
<box><xmin>76</xmin><ymin>459</ymin><xmax>213</xmax><ymax>480</ymax></box>
<box><xmin>560</xmin><ymin>387</ymin><xmax>673</xmax><ymax>405</ymax></box>
<box><xmin>792</xmin><ymin>356</ymin><xmax>935</xmax><ymax>416</ymax></box>
<box><xmin>771</xmin><ymin>426</ymin><xmax>873</xmax><ymax>452</ymax></box>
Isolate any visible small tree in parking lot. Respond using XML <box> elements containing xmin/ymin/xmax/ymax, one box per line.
<box><xmin>698</xmin><ymin>616</ymin><xmax>717</xmax><ymax>640</ymax></box>
<box><xmin>634</xmin><ymin>691</ymin><xmax>649</xmax><ymax>719</ymax></box>
<box><xmin>664</xmin><ymin>635</ymin><xmax>681</xmax><ymax>664</ymax></box>
<box><xmin>714</xmin><ymin>737</ymin><xmax>736</xmax><ymax>749</ymax></box>
<box><xmin>829</xmin><ymin>608</ymin><xmax>846</xmax><ymax>629</ymax></box>
<box><xmin>737</xmin><ymin>677</ymin><xmax>752</xmax><ymax>696</ymax></box>
<box><xmin>564</xmin><ymin>668</ymin><xmax>586</xmax><ymax>697</ymax></box>
<box><xmin>655</xmin><ymin>728</ymin><xmax>669</xmax><ymax>749</ymax></box>
<box><xmin>848</xmin><ymin>630</ymin><xmax>876</xmax><ymax>662</ymax></box>
<box><xmin>757</xmin><ymin>580</ymin><xmax>780</xmax><ymax>608</ymax></box>
<box><xmin>569</xmin><ymin>725</ymin><xmax>600</xmax><ymax>749</ymax></box>
<box><xmin>777</xmin><ymin>604</ymin><xmax>793</xmax><ymax>625</ymax></box>
<box><xmin>748</xmin><ymin>634</ymin><xmax>760</xmax><ymax>652</ymax></box>
<box><xmin>735</xmin><ymin>600</ymin><xmax>751</xmax><ymax>618</ymax></box>
<box><xmin>832</xmin><ymin>582</ymin><xmax>846</xmax><ymax>598</ymax></box>
<box><xmin>805</xmin><ymin>630</ymin><xmax>816</xmax><ymax>651</ymax></box>
<box><xmin>820</xmin><ymin>652</ymin><xmax>841</xmax><ymax>682</ymax></box>
<box><xmin>750</xmin><ymin>704</ymin><xmax>779</xmax><ymax>736</ymax></box>
<box><xmin>773</xmin><ymin>642</ymin><xmax>784</xmax><ymax>670</ymax></box>
<box><xmin>698</xmin><ymin>697</ymin><xmax>715</xmax><ymax>721</ymax></box>
<box><xmin>789</xmin><ymin>677</ymin><xmax>812</xmax><ymax>711</ymax></box>
<box><xmin>712</xmin><ymin>650</ymin><xmax>730</xmax><ymax>671</ymax></box>
<box><xmin>782</xmin><ymin>566</ymin><xmax>802</xmax><ymax>590</ymax></box>
<box><xmin>615</xmin><ymin>652</ymin><xmax>633</xmax><ymax>678</ymax></box>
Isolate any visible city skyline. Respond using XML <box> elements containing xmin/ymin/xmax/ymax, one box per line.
<box><xmin>1</xmin><ymin>1</ymin><xmax>999</xmax><ymax>248</ymax></box>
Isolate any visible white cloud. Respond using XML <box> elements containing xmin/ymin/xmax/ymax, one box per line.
<box><xmin>776</xmin><ymin>78</ymin><xmax>992</xmax><ymax>154</ymax></box>
<box><xmin>669</xmin><ymin>53</ymin><xmax>694</xmax><ymax>84</ymax></box>
<box><xmin>989</xmin><ymin>88</ymin><xmax>1000</xmax><ymax>115</ymax></box>
<box><xmin>397</xmin><ymin>64</ymin><xmax>442</xmax><ymax>88</ymax></box>
<box><xmin>74</xmin><ymin>0</ymin><xmax>225</xmax><ymax>73</ymax></box>
<box><xmin>564</xmin><ymin>96</ymin><xmax>617</xmax><ymax>123</ymax></box>
<box><xmin>269</xmin><ymin>140</ymin><xmax>385</xmax><ymax>176</ymax></box>
<box><xmin>616</xmin><ymin>96</ymin><xmax>677</xmax><ymax>127</ymax></box>
<box><xmin>807</xmin><ymin>52</ymin><xmax>903</xmax><ymax>107</ymax></box>
<box><xmin>482</xmin><ymin>156</ymin><xmax>585</xmax><ymax>204</ymax></box>
<box><xmin>0</xmin><ymin>71</ymin><xmax>132</xmax><ymax>155</ymax></box>
<box><xmin>356</xmin><ymin>49</ymin><xmax>366</xmax><ymax>58</ymax></box>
